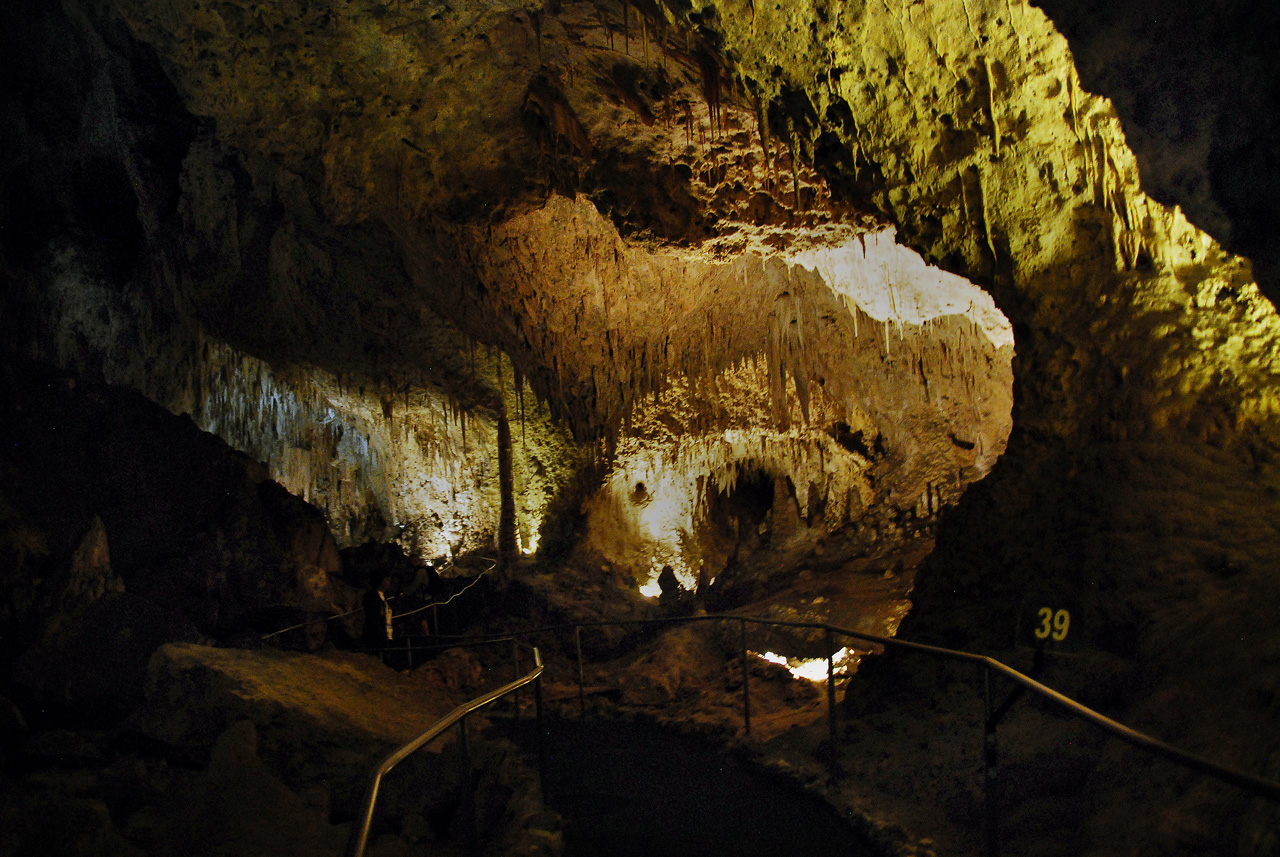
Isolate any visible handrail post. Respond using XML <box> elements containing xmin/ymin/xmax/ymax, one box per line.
<box><xmin>344</xmin><ymin>652</ymin><xmax>547</xmax><ymax>857</ymax></box>
<box><xmin>345</xmin><ymin>775</ymin><xmax>382</xmax><ymax>857</ymax></box>
<box><xmin>459</xmin><ymin>716</ymin><xmax>478</xmax><ymax>857</ymax></box>
<box><xmin>534</xmin><ymin>672</ymin><xmax>549</xmax><ymax>797</ymax></box>
<box><xmin>575</xmin><ymin>625</ymin><xmax>586</xmax><ymax>719</ymax></box>
<box><xmin>826</xmin><ymin>626</ymin><xmax>838</xmax><ymax>749</ymax></box>
<box><xmin>983</xmin><ymin>662</ymin><xmax>1000</xmax><ymax>857</ymax></box>
<box><xmin>512</xmin><ymin>638</ymin><xmax>521</xmax><ymax>721</ymax></box>
<box><xmin>740</xmin><ymin>618</ymin><xmax>751</xmax><ymax>737</ymax></box>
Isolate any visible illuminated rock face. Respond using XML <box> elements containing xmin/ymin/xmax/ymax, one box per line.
<box><xmin>6</xmin><ymin>0</ymin><xmax>1019</xmax><ymax>569</ymax></box>
<box><xmin>1033</xmin><ymin>0</ymin><xmax>1280</xmax><ymax>302</ymax></box>
<box><xmin>4</xmin><ymin>0</ymin><xmax>1280</xmax><ymax>850</ymax></box>
<box><xmin>30</xmin><ymin>238</ymin><xmax>576</xmax><ymax>558</ymax></box>
<box><xmin>562</xmin><ymin>212</ymin><xmax>1012</xmax><ymax>591</ymax></box>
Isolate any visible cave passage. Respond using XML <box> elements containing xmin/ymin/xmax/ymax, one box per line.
<box><xmin>577</xmin><ymin>230</ymin><xmax>1015</xmax><ymax>606</ymax></box>
<box><xmin>524</xmin><ymin>718</ymin><xmax>875</xmax><ymax>857</ymax></box>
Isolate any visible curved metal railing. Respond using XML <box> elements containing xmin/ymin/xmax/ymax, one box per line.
<box><xmin>344</xmin><ymin>638</ymin><xmax>545</xmax><ymax>857</ymax></box>
<box><xmin>263</xmin><ymin>556</ymin><xmax>495</xmax><ymax>643</ymax></box>
<box><xmin>385</xmin><ymin>611</ymin><xmax>1280</xmax><ymax>857</ymax></box>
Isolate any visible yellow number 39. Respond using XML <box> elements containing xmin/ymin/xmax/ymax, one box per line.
<box><xmin>1035</xmin><ymin>607</ymin><xmax>1070</xmax><ymax>642</ymax></box>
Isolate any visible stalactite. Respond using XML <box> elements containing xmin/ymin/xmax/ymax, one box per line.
<box><xmin>786</xmin><ymin>120</ymin><xmax>802</xmax><ymax>210</ymax></box>
<box><xmin>960</xmin><ymin>0</ymin><xmax>980</xmax><ymax>43</ymax></box>
<box><xmin>530</xmin><ymin>8</ymin><xmax>543</xmax><ymax>61</ymax></box>
<box><xmin>977</xmin><ymin>166</ymin><xmax>999</xmax><ymax>267</ymax></box>
<box><xmin>1067</xmin><ymin>68</ymin><xmax>1082</xmax><ymax>143</ymax></box>
<box><xmin>698</xmin><ymin>49</ymin><xmax>722</xmax><ymax>140</ymax></box>
<box><xmin>497</xmin><ymin>412</ymin><xmax>516</xmax><ymax>565</ymax></box>
<box><xmin>599</xmin><ymin>5</ymin><xmax>614</xmax><ymax>51</ymax></box>
<box><xmin>982</xmin><ymin>56</ymin><xmax>1001</xmax><ymax>157</ymax></box>
<box><xmin>795</xmin><ymin>370</ymin><xmax>812</xmax><ymax>424</ymax></box>
<box><xmin>640</xmin><ymin>8</ymin><xmax>648</xmax><ymax>61</ymax></box>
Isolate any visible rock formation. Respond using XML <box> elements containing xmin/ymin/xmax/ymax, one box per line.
<box><xmin>3</xmin><ymin>0</ymin><xmax>1280</xmax><ymax>853</ymax></box>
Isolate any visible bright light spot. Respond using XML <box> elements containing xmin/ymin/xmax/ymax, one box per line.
<box><xmin>639</xmin><ymin>581</ymin><xmax>662</xmax><ymax>598</ymax></box>
<box><xmin>788</xmin><ymin>658</ymin><xmax>832</xmax><ymax>682</ymax></box>
<box><xmin>753</xmin><ymin>647</ymin><xmax>857</xmax><ymax>682</ymax></box>
<box><xmin>518</xmin><ymin>532</ymin><xmax>540</xmax><ymax>556</ymax></box>
<box><xmin>787</xmin><ymin>229</ymin><xmax>1014</xmax><ymax>349</ymax></box>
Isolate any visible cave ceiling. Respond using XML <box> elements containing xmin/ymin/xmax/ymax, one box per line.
<box><xmin>4</xmin><ymin>0</ymin><xmax>1280</xmax><ymax>584</ymax></box>
<box><xmin>8</xmin><ymin>5</ymin><xmax>1280</xmax><ymax>849</ymax></box>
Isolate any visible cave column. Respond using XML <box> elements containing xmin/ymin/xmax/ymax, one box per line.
<box><xmin>497</xmin><ymin>409</ymin><xmax>517</xmax><ymax>566</ymax></box>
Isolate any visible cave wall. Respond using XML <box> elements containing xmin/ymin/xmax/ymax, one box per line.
<box><xmin>657</xmin><ymin>0</ymin><xmax>1280</xmax><ymax>614</ymax></box>
<box><xmin>669</xmin><ymin>2</ymin><xmax>1280</xmax><ymax>850</ymax></box>
<box><xmin>1031</xmin><ymin>0</ymin><xmax>1280</xmax><ymax>303</ymax></box>
<box><xmin>0</xmin><ymin>355</ymin><xmax>361</xmax><ymax>721</ymax></box>
<box><xmin>0</xmin><ymin>0</ymin><xmax>585</xmax><ymax>559</ymax></box>
<box><xmin>4</xmin><ymin>0</ymin><xmax>1280</xmax><ymax>850</ymax></box>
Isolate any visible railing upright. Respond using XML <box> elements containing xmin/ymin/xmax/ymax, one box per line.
<box><xmin>351</xmin><ymin>611</ymin><xmax>1280</xmax><ymax>857</ymax></box>
<box><xmin>826</xmin><ymin>626</ymin><xmax>838</xmax><ymax>749</ymax></box>
<box><xmin>534</xmin><ymin>672</ymin><xmax>548</xmax><ymax>796</ymax></box>
<box><xmin>511</xmin><ymin>638</ymin><xmax>521</xmax><ymax>721</ymax></box>
<box><xmin>574</xmin><ymin>625</ymin><xmax>587</xmax><ymax>718</ymax></box>
<box><xmin>983</xmin><ymin>663</ymin><xmax>999</xmax><ymax>857</ymax></box>
<box><xmin>739</xmin><ymin>618</ymin><xmax>751</xmax><ymax>737</ymax></box>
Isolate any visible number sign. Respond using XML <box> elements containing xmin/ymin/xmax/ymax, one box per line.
<box><xmin>1017</xmin><ymin>597</ymin><xmax>1081</xmax><ymax>652</ymax></box>
<box><xmin>1034</xmin><ymin>606</ymin><xmax>1071</xmax><ymax>642</ymax></box>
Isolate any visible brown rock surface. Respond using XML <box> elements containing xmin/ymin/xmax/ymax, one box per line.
<box><xmin>135</xmin><ymin>643</ymin><xmax>465</xmax><ymax>786</ymax></box>
<box><xmin>3</xmin><ymin>0</ymin><xmax>1280</xmax><ymax>854</ymax></box>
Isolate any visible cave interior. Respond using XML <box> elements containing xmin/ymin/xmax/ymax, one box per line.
<box><xmin>3</xmin><ymin>0</ymin><xmax>1280</xmax><ymax>855</ymax></box>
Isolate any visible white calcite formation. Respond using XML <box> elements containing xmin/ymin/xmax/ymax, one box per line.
<box><xmin>6</xmin><ymin>0</ymin><xmax>1280</xmax><ymax>852</ymax></box>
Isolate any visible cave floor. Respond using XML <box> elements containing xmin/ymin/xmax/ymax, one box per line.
<box><xmin>415</xmin><ymin>529</ymin><xmax>1111</xmax><ymax>857</ymax></box>
<box><xmin>529</xmin><ymin>536</ymin><xmax>926</xmax><ymax>738</ymax></box>
<box><xmin>501</xmin><ymin>536</ymin><xmax>954</xmax><ymax>853</ymax></box>
<box><xmin>518</xmin><ymin>717</ymin><xmax>876</xmax><ymax>857</ymax></box>
<box><xmin>504</xmin><ymin>532</ymin><xmax>1143</xmax><ymax>857</ymax></box>
<box><xmin>740</xmin><ymin>537</ymin><xmax>927</xmax><ymax>647</ymax></box>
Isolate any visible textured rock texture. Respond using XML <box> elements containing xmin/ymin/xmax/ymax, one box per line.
<box><xmin>0</xmin><ymin>355</ymin><xmax>358</xmax><ymax>723</ymax></box>
<box><xmin>1032</xmin><ymin>0</ymin><xmax>1280</xmax><ymax>302</ymax></box>
<box><xmin>3</xmin><ymin>0</ymin><xmax>1280</xmax><ymax>854</ymax></box>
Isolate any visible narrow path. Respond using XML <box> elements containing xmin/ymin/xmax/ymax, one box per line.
<box><xmin>526</xmin><ymin>718</ymin><xmax>877</xmax><ymax>857</ymax></box>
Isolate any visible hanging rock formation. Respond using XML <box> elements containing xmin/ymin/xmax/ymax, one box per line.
<box><xmin>3</xmin><ymin>0</ymin><xmax>1280</xmax><ymax>853</ymax></box>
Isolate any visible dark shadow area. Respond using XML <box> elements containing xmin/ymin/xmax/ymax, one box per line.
<box><xmin>1031</xmin><ymin>0</ymin><xmax>1280</xmax><ymax>301</ymax></box>
<box><xmin>517</xmin><ymin>717</ymin><xmax>874</xmax><ymax>857</ymax></box>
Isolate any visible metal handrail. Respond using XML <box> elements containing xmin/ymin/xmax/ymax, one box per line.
<box><xmin>263</xmin><ymin>557</ymin><xmax>494</xmax><ymax>642</ymax></box>
<box><xmin>388</xmin><ymin>610</ymin><xmax>1280</xmax><ymax>857</ymax></box>
<box><xmin>348</xmin><ymin>610</ymin><xmax>1280</xmax><ymax>857</ymax></box>
<box><xmin>751</xmin><ymin>616</ymin><xmax>1280</xmax><ymax>802</ymax></box>
<box><xmin>344</xmin><ymin>640</ymin><xmax>544</xmax><ymax>857</ymax></box>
